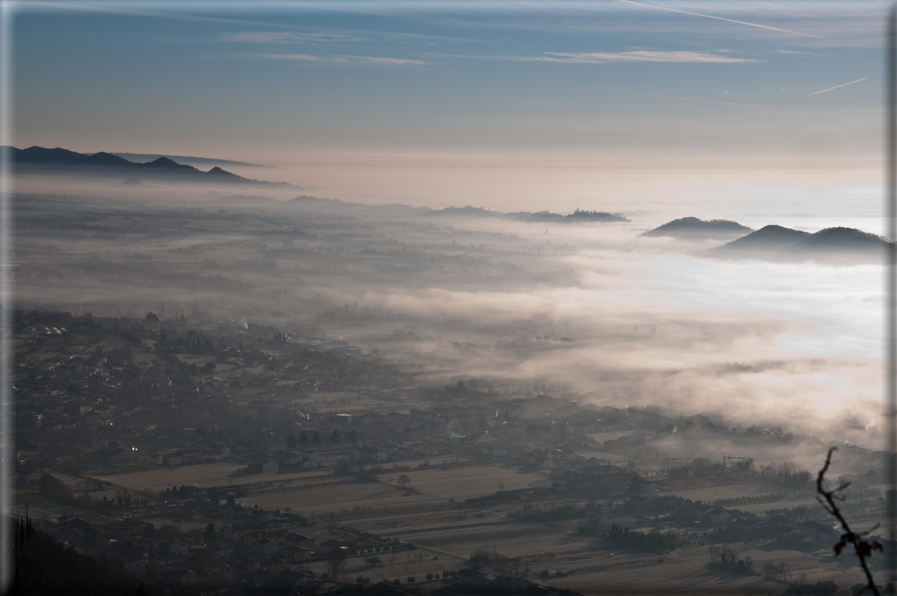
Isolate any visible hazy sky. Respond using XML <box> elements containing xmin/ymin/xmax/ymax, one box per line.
<box><xmin>7</xmin><ymin>1</ymin><xmax>887</xmax><ymax>171</ymax></box>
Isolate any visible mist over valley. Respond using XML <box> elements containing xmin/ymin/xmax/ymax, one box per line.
<box><xmin>9</xmin><ymin>3</ymin><xmax>891</xmax><ymax>589</ymax></box>
<box><xmin>13</xmin><ymin>160</ymin><xmax>884</xmax><ymax>449</ymax></box>
<box><xmin>13</xmin><ymin>160</ymin><xmax>890</xmax><ymax>593</ymax></box>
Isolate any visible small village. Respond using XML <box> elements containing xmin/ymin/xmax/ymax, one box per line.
<box><xmin>11</xmin><ymin>309</ymin><xmax>891</xmax><ymax>595</ymax></box>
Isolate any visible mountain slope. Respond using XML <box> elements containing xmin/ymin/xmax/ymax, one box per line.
<box><xmin>642</xmin><ymin>217</ymin><xmax>752</xmax><ymax>240</ymax></box>
<box><xmin>707</xmin><ymin>225</ymin><xmax>886</xmax><ymax>263</ymax></box>
<box><xmin>8</xmin><ymin>145</ymin><xmax>290</xmax><ymax>187</ymax></box>
<box><xmin>713</xmin><ymin>225</ymin><xmax>810</xmax><ymax>253</ymax></box>
<box><xmin>790</xmin><ymin>227</ymin><xmax>888</xmax><ymax>257</ymax></box>
<box><xmin>112</xmin><ymin>152</ymin><xmax>271</xmax><ymax>169</ymax></box>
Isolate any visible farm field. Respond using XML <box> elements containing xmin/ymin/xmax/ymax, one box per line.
<box><xmin>730</xmin><ymin>495</ymin><xmax>824</xmax><ymax>515</ymax></box>
<box><xmin>309</xmin><ymin>549</ymin><xmax>460</xmax><ymax>586</ymax></box>
<box><xmin>546</xmin><ymin>542</ymin><xmax>870</xmax><ymax>595</ymax></box>
<box><xmin>576</xmin><ymin>448</ymin><xmax>655</xmax><ymax>470</ymax></box>
<box><xmin>227</xmin><ymin>463</ymin><xmax>552</xmax><ymax>515</ymax></box>
<box><xmin>14</xmin><ymin>486</ymin><xmax>85</xmax><ymax>522</ymax></box>
<box><xmin>375</xmin><ymin>463</ymin><xmax>552</xmax><ymax>500</ymax></box>
<box><xmin>235</xmin><ymin>476</ymin><xmax>436</xmax><ymax>515</ymax></box>
<box><xmin>358</xmin><ymin>508</ymin><xmax>506</xmax><ymax>533</ymax></box>
<box><xmin>91</xmin><ymin>462</ymin><xmax>333</xmax><ymax>491</ymax></box>
<box><xmin>402</xmin><ymin>520</ymin><xmax>584</xmax><ymax>559</ymax></box>
<box><xmin>656</xmin><ymin>479</ymin><xmax>808</xmax><ymax>502</ymax></box>
<box><xmin>380</xmin><ymin>455</ymin><xmax>466</xmax><ymax>469</ymax></box>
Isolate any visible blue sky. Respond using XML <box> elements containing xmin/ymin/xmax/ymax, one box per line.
<box><xmin>6</xmin><ymin>1</ymin><xmax>887</xmax><ymax>168</ymax></box>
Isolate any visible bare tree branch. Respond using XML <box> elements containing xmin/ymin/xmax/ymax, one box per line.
<box><xmin>817</xmin><ymin>447</ymin><xmax>883</xmax><ymax>596</ymax></box>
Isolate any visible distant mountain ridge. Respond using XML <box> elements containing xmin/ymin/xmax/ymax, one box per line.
<box><xmin>511</xmin><ymin>209</ymin><xmax>629</xmax><ymax>223</ymax></box>
<box><xmin>282</xmin><ymin>198</ymin><xmax>630</xmax><ymax>222</ymax></box>
<box><xmin>712</xmin><ymin>224</ymin><xmax>809</xmax><ymax>254</ymax></box>
<box><xmin>643</xmin><ymin>217</ymin><xmax>753</xmax><ymax>240</ymax></box>
<box><xmin>112</xmin><ymin>152</ymin><xmax>272</xmax><ymax>169</ymax></box>
<box><xmin>5</xmin><ymin>145</ymin><xmax>290</xmax><ymax>187</ymax></box>
<box><xmin>424</xmin><ymin>205</ymin><xmax>629</xmax><ymax>223</ymax></box>
<box><xmin>708</xmin><ymin>224</ymin><xmax>889</xmax><ymax>263</ymax></box>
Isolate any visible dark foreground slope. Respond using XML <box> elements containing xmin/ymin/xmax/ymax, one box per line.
<box><xmin>13</xmin><ymin>520</ymin><xmax>153</xmax><ymax>595</ymax></box>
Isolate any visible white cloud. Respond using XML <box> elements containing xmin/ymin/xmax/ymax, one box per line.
<box><xmin>776</xmin><ymin>49</ymin><xmax>824</xmax><ymax>57</ymax></box>
<box><xmin>222</xmin><ymin>31</ymin><xmax>366</xmax><ymax>44</ymax></box>
<box><xmin>239</xmin><ymin>52</ymin><xmax>426</xmax><ymax>65</ymax></box>
<box><xmin>522</xmin><ymin>50</ymin><xmax>756</xmax><ymax>64</ymax></box>
<box><xmin>428</xmin><ymin>50</ymin><xmax>757</xmax><ymax>64</ymax></box>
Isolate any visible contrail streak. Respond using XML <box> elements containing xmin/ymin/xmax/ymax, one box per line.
<box><xmin>809</xmin><ymin>77</ymin><xmax>867</xmax><ymax>96</ymax></box>
<box><xmin>617</xmin><ymin>0</ymin><xmax>824</xmax><ymax>39</ymax></box>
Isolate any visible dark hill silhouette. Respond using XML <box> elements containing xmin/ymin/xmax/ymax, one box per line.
<box><xmin>13</xmin><ymin>145</ymin><xmax>86</xmax><ymax>165</ymax></box>
<box><xmin>208</xmin><ymin>166</ymin><xmax>243</xmax><ymax>180</ymax></box>
<box><xmin>13</xmin><ymin>520</ymin><xmax>153</xmax><ymax>595</ymax></box>
<box><xmin>512</xmin><ymin>209</ymin><xmax>629</xmax><ymax>223</ymax></box>
<box><xmin>565</xmin><ymin>208</ymin><xmax>629</xmax><ymax>222</ymax></box>
<box><xmin>7</xmin><ymin>145</ymin><xmax>292</xmax><ymax>187</ymax></box>
<box><xmin>137</xmin><ymin>156</ymin><xmax>189</xmax><ymax>169</ymax></box>
<box><xmin>643</xmin><ymin>217</ymin><xmax>752</xmax><ymax>240</ymax></box>
<box><xmin>790</xmin><ymin>227</ymin><xmax>888</xmax><ymax>256</ymax></box>
<box><xmin>113</xmin><ymin>151</ymin><xmax>272</xmax><ymax>168</ymax></box>
<box><xmin>425</xmin><ymin>205</ymin><xmax>499</xmax><ymax>217</ymax></box>
<box><xmin>82</xmin><ymin>151</ymin><xmax>133</xmax><ymax>166</ymax></box>
<box><xmin>707</xmin><ymin>225</ymin><xmax>887</xmax><ymax>263</ymax></box>
<box><xmin>714</xmin><ymin>224</ymin><xmax>809</xmax><ymax>252</ymax></box>
<box><xmin>427</xmin><ymin>206</ymin><xmax>629</xmax><ymax>223</ymax></box>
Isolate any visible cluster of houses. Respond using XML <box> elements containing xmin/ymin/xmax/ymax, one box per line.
<box><xmin>162</xmin><ymin>444</ymin><xmax>230</xmax><ymax>467</ymax></box>
<box><xmin>39</xmin><ymin>501</ymin><xmax>324</xmax><ymax>591</ymax></box>
<box><xmin>618</xmin><ymin>492</ymin><xmax>844</xmax><ymax>548</ymax></box>
<box><xmin>15</xmin><ymin>310</ymin><xmax>651</xmax><ymax>489</ymax></box>
<box><xmin>15</xmin><ymin>309</ymin><xmax>881</xmax><ymax>594</ymax></box>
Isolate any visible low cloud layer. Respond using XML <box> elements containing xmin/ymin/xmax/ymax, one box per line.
<box><xmin>12</xmin><ymin>177</ymin><xmax>883</xmax><ymax>449</ymax></box>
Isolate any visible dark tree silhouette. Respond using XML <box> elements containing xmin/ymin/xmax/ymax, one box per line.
<box><xmin>327</xmin><ymin>548</ymin><xmax>348</xmax><ymax>581</ymax></box>
<box><xmin>817</xmin><ymin>447</ymin><xmax>882</xmax><ymax>596</ymax></box>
